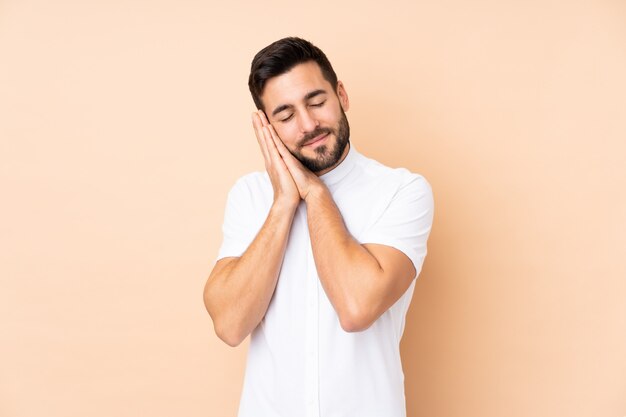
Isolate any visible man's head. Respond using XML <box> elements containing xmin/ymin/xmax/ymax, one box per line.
<box><xmin>248</xmin><ymin>37</ymin><xmax>351</xmax><ymax>174</ymax></box>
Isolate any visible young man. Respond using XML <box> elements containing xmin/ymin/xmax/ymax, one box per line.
<box><xmin>203</xmin><ymin>37</ymin><xmax>434</xmax><ymax>417</ymax></box>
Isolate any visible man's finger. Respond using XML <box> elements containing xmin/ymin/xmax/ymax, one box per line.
<box><xmin>252</xmin><ymin>112</ymin><xmax>271</xmax><ymax>164</ymax></box>
<box><xmin>268</xmin><ymin>125</ymin><xmax>303</xmax><ymax>171</ymax></box>
<box><xmin>263</xmin><ymin>125</ymin><xmax>285</xmax><ymax>169</ymax></box>
<box><xmin>268</xmin><ymin>125</ymin><xmax>289</xmax><ymax>156</ymax></box>
<box><xmin>258</xmin><ymin>110</ymin><xmax>270</xmax><ymax>127</ymax></box>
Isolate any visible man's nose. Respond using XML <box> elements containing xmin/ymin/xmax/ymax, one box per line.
<box><xmin>297</xmin><ymin>109</ymin><xmax>318</xmax><ymax>134</ymax></box>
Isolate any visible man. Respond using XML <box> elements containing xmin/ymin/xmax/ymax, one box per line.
<box><xmin>203</xmin><ymin>37</ymin><xmax>434</xmax><ymax>417</ymax></box>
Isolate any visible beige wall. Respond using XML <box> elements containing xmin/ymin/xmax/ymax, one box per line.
<box><xmin>1</xmin><ymin>1</ymin><xmax>625</xmax><ymax>416</ymax></box>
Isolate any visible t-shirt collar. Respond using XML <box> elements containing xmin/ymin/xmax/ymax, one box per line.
<box><xmin>318</xmin><ymin>142</ymin><xmax>358</xmax><ymax>186</ymax></box>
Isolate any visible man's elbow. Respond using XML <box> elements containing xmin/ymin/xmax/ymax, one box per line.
<box><xmin>207</xmin><ymin>306</ymin><xmax>248</xmax><ymax>347</ymax></box>
<box><xmin>204</xmin><ymin>293</ymin><xmax>247</xmax><ymax>347</ymax></box>
<box><xmin>216</xmin><ymin>326</ymin><xmax>246</xmax><ymax>347</ymax></box>
<box><xmin>338</xmin><ymin>309</ymin><xmax>375</xmax><ymax>333</ymax></box>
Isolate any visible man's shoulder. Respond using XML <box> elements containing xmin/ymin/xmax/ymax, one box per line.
<box><xmin>355</xmin><ymin>150</ymin><xmax>430</xmax><ymax>190</ymax></box>
<box><xmin>228</xmin><ymin>170</ymin><xmax>271</xmax><ymax>194</ymax></box>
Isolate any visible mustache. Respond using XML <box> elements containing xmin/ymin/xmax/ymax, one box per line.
<box><xmin>299</xmin><ymin>127</ymin><xmax>333</xmax><ymax>146</ymax></box>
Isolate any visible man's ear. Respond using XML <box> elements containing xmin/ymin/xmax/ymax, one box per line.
<box><xmin>336</xmin><ymin>81</ymin><xmax>350</xmax><ymax>112</ymax></box>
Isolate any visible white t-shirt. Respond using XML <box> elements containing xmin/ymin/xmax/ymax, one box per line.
<box><xmin>216</xmin><ymin>143</ymin><xmax>434</xmax><ymax>417</ymax></box>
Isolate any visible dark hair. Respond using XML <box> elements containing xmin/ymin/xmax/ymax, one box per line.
<box><xmin>248</xmin><ymin>37</ymin><xmax>338</xmax><ymax>110</ymax></box>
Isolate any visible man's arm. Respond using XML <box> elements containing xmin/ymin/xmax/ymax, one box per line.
<box><xmin>203</xmin><ymin>112</ymin><xmax>301</xmax><ymax>347</ymax></box>
<box><xmin>304</xmin><ymin>185</ymin><xmax>417</xmax><ymax>332</ymax></box>
<box><xmin>264</xmin><ymin>122</ymin><xmax>430</xmax><ymax>333</ymax></box>
<box><xmin>203</xmin><ymin>201</ymin><xmax>296</xmax><ymax>347</ymax></box>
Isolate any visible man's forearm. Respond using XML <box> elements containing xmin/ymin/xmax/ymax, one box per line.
<box><xmin>305</xmin><ymin>185</ymin><xmax>383</xmax><ymax>331</ymax></box>
<box><xmin>204</xmin><ymin>201</ymin><xmax>297</xmax><ymax>346</ymax></box>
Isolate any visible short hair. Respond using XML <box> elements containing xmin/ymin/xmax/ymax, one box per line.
<box><xmin>248</xmin><ymin>37</ymin><xmax>339</xmax><ymax>110</ymax></box>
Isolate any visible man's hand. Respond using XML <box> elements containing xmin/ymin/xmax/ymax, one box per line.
<box><xmin>252</xmin><ymin>110</ymin><xmax>300</xmax><ymax>209</ymax></box>
<box><xmin>253</xmin><ymin>110</ymin><xmax>324</xmax><ymax>202</ymax></box>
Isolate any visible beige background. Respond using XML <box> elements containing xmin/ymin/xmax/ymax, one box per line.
<box><xmin>1</xmin><ymin>0</ymin><xmax>625</xmax><ymax>416</ymax></box>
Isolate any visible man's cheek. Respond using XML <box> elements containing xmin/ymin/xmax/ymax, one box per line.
<box><xmin>278</xmin><ymin>129</ymin><xmax>297</xmax><ymax>148</ymax></box>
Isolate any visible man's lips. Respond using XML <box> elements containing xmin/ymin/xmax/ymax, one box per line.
<box><xmin>304</xmin><ymin>133</ymin><xmax>329</xmax><ymax>146</ymax></box>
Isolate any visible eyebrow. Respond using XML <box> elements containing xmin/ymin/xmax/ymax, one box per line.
<box><xmin>304</xmin><ymin>89</ymin><xmax>327</xmax><ymax>101</ymax></box>
<box><xmin>271</xmin><ymin>89</ymin><xmax>328</xmax><ymax>117</ymax></box>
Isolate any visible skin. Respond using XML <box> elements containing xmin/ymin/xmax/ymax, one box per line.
<box><xmin>203</xmin><ymin>61</ymin><xmax>416</xmax><ymax>346</ymax></box>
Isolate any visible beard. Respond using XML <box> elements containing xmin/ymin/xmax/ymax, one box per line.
<box><xmin>290</xmin><ymin>108</ymin><xmax>351</xmax><ymax>173</ymax></box>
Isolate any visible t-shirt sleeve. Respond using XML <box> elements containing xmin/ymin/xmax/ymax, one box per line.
<box><xmin>215</xmin><ymin>177</ymin><xmax>260</xmax><ymax>263</ymax></box>
<box><xmin>358</xmin><ymin>174</ymin><xmax>434</xmax><ymax>279</ymax></box>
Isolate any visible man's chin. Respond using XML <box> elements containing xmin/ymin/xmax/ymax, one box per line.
<box><xmin>302</xmin><ymin>146</ymin><xmax>345</xmax><ymax>173</ymax></box>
